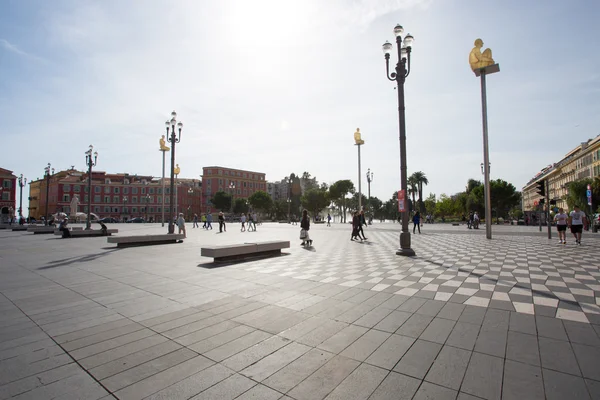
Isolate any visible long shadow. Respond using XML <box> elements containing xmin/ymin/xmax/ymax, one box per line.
<box><xmin>198</xmin><ymin>252</ymin><xmax>291</xmax><ymax>269</ymax></box>
<box><xmin>38</xmin><ymin>248</ymin><xmax>122</xmax><ymax>269</ymax></box>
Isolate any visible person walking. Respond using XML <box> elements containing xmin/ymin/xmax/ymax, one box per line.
<box><xmin>206</xmin><ymin>213</ymin><xmax>213</xmax><ymax>230</ymax></box>
<box><xmin>554</xmin><ymin>207</ymin><xmax>568</xmax><ymax>244</ymax></box>
<box><xmin>253</xmin><ymin>212</ymin><xmax>259</xmax><ymax>229</ymax></box>
<box><xmin>218</xmin><ymin>211</ymin><xmax>225</xmax><ymax>233</ymax></box>
<box><xmin>473</xmin><ymin>212</ymin><xmax>480</xmax><ymax>229</ymax></box>
<box><xmin>176</xmin><ymin>213</ymin><xmax>187</xmax><ymax>238</ymax></box>
<box><xmin>568</xmin><ymin>205</ymin><xmax>587</xmax><ymax>245</ymax></box>
<box><xmin>247</xmin><ymin>212</ymin><xmax>254</xmax><ymax>232</ymax></box>
<box><xmin>351</xmin><ymin>211</ymin><xmax>361</xmax><ymax>241</ymax></box>
<box><xmin>358</xmin><ymin>210</ymin><xmax>367</xmax><ymax>240</ymax></box>
<box><xmin>300</xmin><ymin>209</ymin><xmax>312</xmax><ymax>246</ymax></box>
<box><xmin>59</xmin><ymin>218</ymin><xmax>71</xmax><ymax>238</ymax></box>
<box><xmin>413</xmin><ymin>211</ymin><xmax>421</xmax><ymax>234</ymax></box>
<box><xmin>240</xmin><ymin>213</ymin><xmax>246</xmax><ymax>232</ymax></box>
<box><xmin>193</xmin><ymin>214</ymin><xmax>199</xmax><ymax>228</ymax></box>
<box><xmin>327</xmin><ymin>213</ymin><xmax>332</xmax><ymax>227</ymax></box>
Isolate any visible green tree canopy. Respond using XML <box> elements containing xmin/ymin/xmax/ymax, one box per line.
<box><xmin>329</xmin><ymin>180</ymin><xmax>355</xmax><ymax>223</ymax></box>
<box><xmin>210</xmin><ymin>191</ymin><xmax>231</xmax><ymax>212</ymax></box>
<box><xmin>233</xmin><ymin>198</ymin><xmax>249</xmax><ymax>214</ymax></box>
<box><xmin>301</xmin><ymin>189</ymin><xmax>330</xmax><ymax>219</ymax></box>
<box><xmin>248</xmin><ymin>190</ymin><xmax>273</xmax><ymax>213</ymax></box>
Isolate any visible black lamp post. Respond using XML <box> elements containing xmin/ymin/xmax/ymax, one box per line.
<box><xmin>383</xmin><ymin>24</ymin><xmax>415</xmax><ymax>257</ymax></box>
<box><xmin>366</xmin><ymin>168</ymin><xmax>373</xmax><ymax>210</ymax></box>
<box><xmin>43</xmin><ymin>163</ymin><xmax>53</xmax><ymax>226</ymax></box>
<box><xmin>229</xmin><ymin>182</ymin><xmax>235</xmax><ymax>214</ymax></box>
<box><xmin>165</xmin><ymin>111</ymin><xmax>183</xmax><ymax>234</ymax></box>
<box><xmin>144</xmin><ymin>194</ymin><xmax>150</xmax><ymax>221</ymax></box>
<box><xmin>188</xmin><ymin>187</ymin><xmax>193</xmax><ymax>220</ymax></box>
<box><xmin>18</xmin><ymin>174</ymin><xmax>27</xmax><ymax>221</ymax></box>
<box><xmin>122</xmin><ymin>196</ymin><xmax>128</xmax><ymax>222</ymax></box>
<box><xmin>85</xmin><ymin>145</ymin><xmax>98</xmax><ymax>230</ymax></box>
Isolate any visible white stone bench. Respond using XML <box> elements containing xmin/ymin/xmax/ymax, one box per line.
<box><xmin>11</xmin><ymin>226</ymin><xmax>28</xmax><ymax>231</ymax></box>
<box><xmin>27</xmin><ymin>226</ymin><xmax>56</xmax><ymax>234</ymax></box>
<box><xmin>54</xmin><ymin>229</ymin><xmax>118</xmax><ymax>237</ymax></box>
<box><xmin>201</xmin><ymin>241</ymin><xmax>290</xmax><ymax>262</ymax></box>
<box><xmin>107</xmin><ymin>234</ymin><xmax>185</xmax><ymax>248</ymax></box>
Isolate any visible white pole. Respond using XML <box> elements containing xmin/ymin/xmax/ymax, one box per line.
<box><xmin>161</xmin><ymin>150</ymin><xmax>165</xmax><ymax>227</ymax></box>
<box><xmin>480</xmin><ymin>71</ymin><xmax>492</xmax><ymax>239</ymax></box>
<box><xmin>358</xmin><ymin>144</ymin><xmax>362</xmax><ymax>211</ymax></box>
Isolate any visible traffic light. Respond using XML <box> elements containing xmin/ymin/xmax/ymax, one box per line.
<box><xmin>539</xmin><ymin>199</ymin><xmax>545</xmax><ymax>205</ymax></box>
<box><xmin>536</xmin><ymin>180</ymin><xmax>545</xmax><ymax>197</ymax></box>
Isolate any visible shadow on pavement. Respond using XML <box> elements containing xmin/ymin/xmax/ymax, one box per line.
<box><xmin>38</xmin><ymin>248</ymin><xmax>122</xmax><ymax>269</ymax></box>
<box><xmin>198</xmin><ymin>252</ymin><xmax>291</xmax><ymax>269</ymax></box>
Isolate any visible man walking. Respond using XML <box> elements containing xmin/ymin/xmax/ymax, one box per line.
<box><xmin>327</xmin><ymin>213</ymin><xmax>332</xmax><ymax>227</ymax></box>
<box><xmin>206</xmin><ymin>213</ymin><xmax>213</xmax><ymax>230</ymax></box>
<box><xmin>193</xmin><ymin>214</ymin><xmax>199</xmax><ymax>228</ymax></box>
<box><xmin>568</xmin><ymin>205</ymin><xmax>587</xmax><ymax>245</ymax></box>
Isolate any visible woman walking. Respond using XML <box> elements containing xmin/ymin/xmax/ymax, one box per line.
<box><xmin>351</xmin><ymin>211</ymin><xmax>361</xmax><ymax>241</ymax></box>
<box><xmin>413</xmin><ymin>211</ymin><xmax>421</xmax><ymax>234</ymax></box>
<box><xmin>218</xmin><ymin>211</ymin><xmax>226</xmax><ymax>233</ymax></box>
<box><xmin>240</xmin><ymin>213</ymin><xmax>246</xmax><ymax>232</ymax></box>
<box><xmin>176</xmin><ymin>213</ymin><xmax>187</xmax><ymax>238</ymax></box>
<box><xmin>300</xmin><ymin>209</ymin><xmax>312</xmax><ymax>246</ymax></box>
<box><xmin>554</xmin><ymin>207</ymin><xmax>568</xmax><ymax>244</ymax></box>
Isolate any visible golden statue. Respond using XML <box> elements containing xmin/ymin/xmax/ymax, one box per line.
<box><xmin>354</xmin><ymin>128</ymin><xmax>365</xmax><ymax>145</ymax></box>
<box><xmin>159</xmin><ymin>135</ymin><xmax>170</xmax><ymax>151</ymax></box>
<box><xmin>469</xmin><ymin>38</ymin><xmax>495</xmax><ymax>72</ymax></box>
<box><xmin>174</xmin><ymin>164</ymin><xmax>180</xmax><ymax>176</ymax></box>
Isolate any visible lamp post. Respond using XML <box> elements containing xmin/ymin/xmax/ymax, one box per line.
<box><xmin>159</xmin><ymin>137</ymin><xmax>170</xmax><ymax>227</ymax></box>
<box><xmin>383</xmin><ymin>24</ymin><xmax>415</xmax><ymax>257</ymax></box>
<box><xmin>188</xmin><ymin>187</ymin><xmax>193</xmax><ymax>221</ymax></box>
<box><xmin>354</xmin><ymin>129</ymin><xmax>365</xmax><ymax>211</ymax></box>
<box><xmin>287</xmin><ymin>198</ymin><xmax>291</xmax><ymax>223</ymax></box>
<box><xmin>18</xmin><ymin>174</ymin><xmax>27</xmax><ymax>221</ymax></box>
<box><xmin>174</xmin><ymin>164</ymin><xmax>180</xmax><ymax>218</ymax></box>
<box><xmin>366</xmin><ymin>168</ymin><xmax>373</xmax><ymax>204</ymax></box>
<box><xmin>43</xmin><ymin>163</ymin><xmax>53</xmax><ymax>226</ymax></box>
<box><xmin>165</xmin><ymin>111</ymin><xmax>183</xmax><ymax>234</ymax></box>
<box><xmin>229</xmin><ymin>182</ymin><xmax>236</xmax><ymax>214</ymax></box>
<box><xmin>144</xmin><ymin>194</ymin><xmax>150</xmax><ymax>221</ymax></box>
<box><xmin>84</xmin><ymin>145</ymin><xmax>98</xmax><ymax>230</ymax></box>
<box><xmin>122</xmin><ymin>196</ymin><xmax>128</xmax><ymax>222</ymax></box>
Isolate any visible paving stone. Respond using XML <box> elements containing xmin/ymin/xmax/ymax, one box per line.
<box><xmin>572</xmin><ymin>343</ymin><xmax>600</xmax><ymax>381</ymax></box>
<box><xmin>461</xmin><ymin>352</ymin><xmax>503</xmax><ymax>400</ymax></box>
<box><xmin>436</xmin><ymin>303</ymin><xmax>466</xmax><ymax>321</ymax></box>
<box><xmin>54</xmin><ymin>318</ymin><xmax>134</xmax><ymax>344</ymax></box>
<box><xmin>0</xmin><ymin>362</ymin><xmax>82</xmax><ymax>399</ymax></box>
<box><xmin>339</xmin><ymin>329</ymin><xmax>390</xmax><ymax>362</ymax></box>
<box><xmin>536</xmin><ymin>315</ymin><xmax>568</xmax><ymax>340</ymax></box>
<box><xmin>506</xmin><ymin>331</ymin><xmax>540</xmax><ymax>366</ymax></box>
<box><xmin>79</xmin><ymin>335</ymin><xmax>169</xmax><ymax>369</ymax></box>
<box><xmin>396</xmin><ymin>313</ymin><xmax>433</xmax><ymax>338</ymax></box>
<box><xmin>373</xmin><ymin>310</ymin><xmax>412</xmax><ymax>333</ymax></box>
<box><xmin>481</xmin><ymin>308</ymin><xmax>510</xmax><ymax>331</ymax></box>
<box><xmin>174</xmin><ymin>320</ymin><xmax>240</xmax><ymax>347</ymax></box>
<box><xmin>188</xmin><ymin>325</ymin><xmax>256</xmax><ymax>354</ymax></box>
<box><xmin>419</xmin><ymin>318</ymin><xmax>456</xmax><ymax>344</ymax></box>
<box><xmin>234</xmin><ymin>384</ymin><xmax>282</xmax><ymax>400</ymax></box>
<box><xmin>202</xmin><ymin>330</ymin><xmax>272</xmax><ymax>362</ymax></box>
<box><xmin>424</xmin><ymin>345</ymin><xmax>471</xmax><ymax>390</ymax></box>
<box><xmin>262</xmin><ymin>348</ymin><xmax>335</xmax><ymax>393</ymax></box>
<box><xmin>378</xmin><ymin>294</ymin><xmax>409</xmax><ymax>310</ymax></box>
<box><xmin>336</xmin><ymin>303</ymin><xmax>377</xmax><ymax>324</ymax></box>
<box><xmin>221</xmin><ymin>336</ymin><xmax>291</xmax><ymax>372</ymax></box>
<box><xmin>538</xmin><ymin>336</ymin><xmax>581</xmax><ymax>376</ymax></box>
<box><xmin>585</xmin><ymin>378</ymin><xmax>600</xmax><ymax>399</ymax></box>
<box><xmin>353</xmin><ymin>306</ymin><xmax>393</xmax><ymax>329</ymax></box>
<box><xmin>393</xmin><ymin>339</ymin><xmax>442</xmax><ymax>379</ymax></box>
<box><xmin>365</xmin><ymin>334</ymin><xmax>415</xmax><ymax>370</ymax></box>
<box><xmin>412</xmin><ymin>381</ymin><xmax>458</xmax><ymax>400</ymax></box>
<box><xmin>187</xmin><ymin>373</ymin><xmax>256</xmax><ymax>400</ymax></box>
<box><xmin>474</xmin><ymin>327</ymin><xmax>508</xmax><ymax>358</ymax></box>
<box><xmin>144</xmin><ymin>363</ymin><xmax>234</xmax><ymax>400</ymax></box>
<box><xmin>445</xmin><ymin>322</ymin><xmax>480</xmax><ymax>351</ymax></box>
<box><xmin>296</xmin><ymin>319</ymin><xmax>348</xmax><ymax>347</ymax></box>
<box><xmin>240</xmin><ymin>341</ymin><xmax>310</xmax><ymax>382</ymax></box>
<box><xmin>458</xmin><ymin>305</ymin><xmax>487</xmax><ymax>326</ymax></box>
<box><xmin>416</xmin><ymin>300</ymin><xmax>446</xmax><ymax>317</ymax></box>
<box><xmin>0</xmin><ymin>354</ymin><xmax>73</xmax><ymax>386</ymax></box>
<box><xmin>317</xmin><ymin>325</ymin><xmax>368</xmax><ymax>354</ymax></box>
<box><xmin>456</xmin><ymin>393</ymin><xmax>483</xmax><ymax>400</ymax></box>
<box><xmin>278</xmin><ymin>316</ymin><xmax>332</xmax><ymax>341</ymax></box>
<box><xmin>323</xmin><ymin>363</ymin><xmax>387</xmax><ymax>400</ymax></box>
<box><xmin>161</xmin><ymin>315</ymin><xmax>227</xmax><ymax>339</ymax></box>
<box><xmin>543</xmin><ymin>368</ymin><xmax>591</xmax><ymax>400</ymax></box>
<box><xmin>508</xmin><ymin>311</ymin><xmax>537</xmax><ymax>335</ymax></box>
<box><xmin>287</xmin><ymin>355</ymin><xmax>360</xmax><ymax>400</ymax></box>
<box><xmin>69</xmin><ymin>328</ymin><xmax>155</xmax><ymax>360</ymax></box>
<box><xmin>564</xmin><ymin>320</ymin><xmax>600</xmax><ymax>347</ymax></box>
<box><xmin>367</xmin><ymin>371</ymin><xmax>420</xmax><ymax>400</ymax></box>
<box><xmin>502</xmin><ymin>360</ymin><xmax>545</xmax><ymax>400</ymax></box>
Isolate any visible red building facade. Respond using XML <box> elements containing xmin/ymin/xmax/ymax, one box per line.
<box><xmin>30</xmin><ymin>169</ymin><xmax>202</xmax><ymax>222</ymax></box>
<box><xmin>201</xmin><ymin>166</ymin><xmax>266</xmax><ymax>213</ymax></box>
<box><xmin>0</xmin><ymin>168</ymin><xmax>17</xmax><ymax>222</ymax></box>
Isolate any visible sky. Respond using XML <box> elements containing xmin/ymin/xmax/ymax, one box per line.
<box><xmin>1</xmin><ymin>0</ymin><xmax>599</xmax><ymax>213</ymax></box>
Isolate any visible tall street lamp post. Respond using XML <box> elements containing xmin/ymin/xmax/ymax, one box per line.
<box><xmin>159</xmin><ymin>134</ymin><xmax>170</xmax><ymax>227</ymax></box>
<box><xmin>174</xmin><ymin>164</ymin><xmax>181</xmax><ymax>217</ymax></box>
<box><xmin>18</xmin><ymin>174</ymin><xmax>27</xmax><ymax>221</ymax></box>
<box><xmin>354</xmin><ymin>129</ymin><xmax>365</xmax><ymax>211</ymax></box>
<box><xmin>229</xmin><ymin>182</ymin><xmax>235</xmax><ymax>214</ymax></box>
<box><xmin>123</xmin><ymin>196</ymin><xmax>128</xmax><ymax>221</ymax></box>
<box><xmin>188</xmin><ymin>187</ymin><xmax>193</xmax><ymax>220</ymax></box>
<box><xmin>366</xmin><ymin>168</ymin><xmax>373</xmax><ymax>206</ymax></box>
<box><xmin>165</xmin><ymin>111</ymin><xmax>183</xmax><ymax>234</ymax></box>
<box><xmin>469</xmin><ymin>38</ymin><xmax>499</xmax><ymax>240</ymax></box>
<box><xmin>383</xmin><ymin>24</ymin><xmax>415</xmax><ymax>257</ymax></box>
<box><xmin>43</xmin><ymin>163</ymin><xmax>53</xmax><ymax>226</ymax></box>
<box><xmin>84</xmin><ymin>145</ymin><xmax>98</xmax><ymax>230</ymax></box>
<box><xmin>144</xmin><ymin>194</ymin><xmax>150</xmax><ymax>221</ymax></box>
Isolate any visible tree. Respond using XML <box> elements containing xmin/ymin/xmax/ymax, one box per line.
<box><xmin>329</xmin><ymin>180</ymin><xmax>355</xmax><ymax>223</ymax></box>
<box><xmin>301</xmin><ymin>172</ymin><xmax>319</xmax><ymax>192</ymax></box>
<box><xmin>270</xmin><ymin>200</ymin><xmax>288</xmax><ymax>220</ymax></box>
<box><xmin>348</xmin><ymin>192</ymin><xmax>368</xmax><ymax>212</ymax></box>
<box><xmin>410</xmin><ymin>171</ymin><xmax>429</xmax><ymax>213</ymax></box>
<box><xmin>435</xmin><ymin>194</ymin><xmax>457</xmax><ymax>219</ymax></box>
<box><xmin>248</xmin><ymin>191</ymin><xmax>273</xmax><ymax>214</ymax></box>
<box><xmin>424</xmin><ymin>193</ymin><xmax>436</xmax><ymax>216</ymax></box>
<box><xmin>211</xmin><ymin>191</ymin><xmax>231</xmax><ymax>212</ymax></box>
<box><xmin>301</xmin><ymin>189</ymin><xmax>329</xmax><ymax>220</ymax></box>
<box><xmin>489</xmin><ymin>179</ymin><xmax>521</xmax><ymax>222</ymax></box>
<box><xmin>233</xmin><ymin>198</ymin><xmax>249</xmax><ymax>214</ymax></box>
<box><xmin>407</xmin><ymin>176</ymin><xmax>418</xmax><ymax>212</ymax></box>
<box><xmin>466</xmin><ymin>179</ymin><xmax>482</xmax><ymax>194</ymax></box>
<box><xmin>369</xmin><ymin>196</ymin><xmax>384</xmax><ymax>220</ymax></box>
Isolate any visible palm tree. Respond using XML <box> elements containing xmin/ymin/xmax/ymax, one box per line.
<box><xmin>407</xmin><ymin>176</ymin><xmax>418</xmax><ymax>212</ymax></box>
<box><xmin>410</xmin><ymin>171</ymin><xmax>429</xmax><ymax>213</ymax></box>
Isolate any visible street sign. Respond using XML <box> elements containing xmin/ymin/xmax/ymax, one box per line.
<box><xmin>397</xmin><ymin>190</ymin><xmax>406</xmax><ymax>212</ymax></box>
<box><xmin>587</xmin><ymin>189</ymin><xmax>592</xmax><ymax>197</ymax></box>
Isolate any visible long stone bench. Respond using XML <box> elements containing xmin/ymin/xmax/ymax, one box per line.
<box><xmin>27</xmin><ymin>226</ymin><xmax>57</xmax><ymax>234</ymax></box>
<box><xmin>201</xmin><ymin>241</ymin><xmax>290</xmax><ymax>262</ymax></box>
<box><xmin>107</xmin><ymin>234</ymin><xmax>185</xmax><ymax>248</ymax></box>
<box><xmin>54</xmin><ymin>229</ymin><xmax>118</xmax><ymax>237</ymax></box>
<box><xmin>11</xmin><ymin>226</ymin><xmax>28</xmax><ymax>231</ymax></box>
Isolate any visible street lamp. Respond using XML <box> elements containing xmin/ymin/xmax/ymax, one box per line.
<box><xmin>85</xmin><ymin>145</ymin><xmax>98</xmax><ymax>230</ymax></box>
<box><xmin>366</xmin><ymin>168</ymin><xmax>373</xmax><ymax>208</ymax></box>
<box><xmin>43</xmin><ymin>163</ymin><xmax>54</xmax><ymax>226</ymax></box>
<box><xmin>18</xmin><ymin>174</ymin><xmax>27</xmax><ymax>221</ymax></box>
<box><xmin>165</xmin><ymin>111</ymin><xmax>183</xmax><ymax>234</ymax></box>
<box><xmin>174</xmin><ymin>164</ymin><xmax>180</xmax><ymax>217</ymax></box>
<box><xmin>287</xmin><ymin>198</ymin><xmax>292</xmax><ymax>223</ymax></box>
<box><xmin>188</xmin><ymin>187</ymin><xmax>194</xmax><ymax>221</ymax></box>
<box><xmin>122</xmin><ymin>196</ymin><xmax>128</xmax><ymax>222</ymax></box>
<box><xmin>383</xmin><ymin>24</ymin><xmax>416</xmax><ymax>256</ymax></box>
<box><xmin>354</xmin><ymin>129</ymin><xmax>365</xmax><ymax>211</ymax></box>
<box><xmin>229</xmin><ymin>182</ymin><xmax>236</xmax><ymax>214</ymax></box>
<box><xmin>144</xmin><ymin>194</ymin><xmax>150</xmax><ymax>221</ymax></box>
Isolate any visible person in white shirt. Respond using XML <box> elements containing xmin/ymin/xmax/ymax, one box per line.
<box><xmin>568</xmin><ymin>205</ymin><xmax>587</xmax><ymax>245</ymax></box>
<box><xmin>240</xmin><ymin>214</ymin><xmax>246</xmax><ymax>232</ymax></box>
<box><xmin>554</xmin><ymin>208</ymin><xmax>568</xmax><ymax>244</ymax></box>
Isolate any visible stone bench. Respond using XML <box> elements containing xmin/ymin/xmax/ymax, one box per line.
<box><xmin>27</xmin><ymin>226</ymin><xmax>57</xmax><ymax>234</ymax></box>
<box><xmin>11</xmin><ymin>226</ymin><xmax>28</xmax><ymax>231</ymax></box>
<box><xmin>54</xmin><ymin>229</ymin><xmax>118</xmax><ymax>237</ymax></box>
<box><xmin>107</xmin><ymin>234</ymin><xmax>185</xmax><ymax>248</ymax></box>
<box><xmin>201</xmin><ymin>241</ymin><xmax>290</xmax><ymax>262</ymax></box>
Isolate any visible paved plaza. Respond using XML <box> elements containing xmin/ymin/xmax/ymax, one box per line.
<box><xmin>1</xmin><ymin>222</ymin><xmax>599</xmax><ymax>399</ymax></box>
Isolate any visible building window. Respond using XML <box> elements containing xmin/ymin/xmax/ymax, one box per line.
<box><xmin>157</xmin><ymin>207</ymin><xmax>162</xmax><ymax>213</ymax></box>
<box><xmin>218</xmin><ymin>170</ymin><xmax>223</xmax><ymax>175</ymax></box>
<box><xmin>94</xmin><ymin>206</ymin><xmax>100</xmax><ymax>213</ymax></box>
<box><xmin>141</xmin><ymin>187</ymin><xmax>146</xmax><ymax>194</ymax></box>
<box><xmin>165</xmin><ymin>188</ymin><xmax>170</xmax><ymax>194</ymax></box>
<box><xmin>237</xmin><ymin>189</ymin><xmax>241</xmax><ymax>195</ymax></box>
<box><xmin>157</xmin><ymin>196</ymin><xmax>162</xmax><ymax>203</ymax></box>
<box><xmin>63</xmin><ymin>184</ymin><xmax>71</xmax><ymax>192</ymax></box>
<box><xmin>131</xmin><ymin>197</ymin><xmax>138</xmax><ymax>203</ymax></box>
<box><xmin>132</xmin><ymin>207</ymin><xmax>138</xmax><ymax>213</ymax></box>
<box><xmin>84</xmin><ymin>186</ymin><xmax>89</xmax><ymax>193</ymax></box>
<box><xmin>123</xmin><ymin>188</ymin><xmax>129</xmax><ymax>194</ymax></box>
<box><xmin>219</xmin><ymin>179</ymin><xmax>223</xmax><ymax>185</ymax></box>
<box><xmin>3</xmin><ymin>181</ymin><xmax>12</xmax><ymax>188</ymax></box>
<box><xmin>1</xmin><ymin>192</ymin><xmax>9</xmax><ymax>200</ymax></box>
<box><xmin>114</xmin><ymin>187</ymin><xmax>120</xmax><ymax>194</ymax></box>
<box><xmin>114</xmin><ymin>208</ymin><xmax>119</xmax><ymax>213</ymax></box>
<box><xmin>123</xmin><ymin>207</ymin><xmax>129</xmax><ymax>213</ymax></box>
<box><xmin>63</xmin><ymin>194</ymin><xmax>70</xmax><ymax>202</ymax></box>
<box><xmin>84</xmin><ymin>194</ymin><xmax>89</xmax><ymax>202</ymax></box>
<box><xmin>244</xmin><ymin>182</ymin><xmax>247</xmax><ymax>187</ymax></box>
<box><xmin>104</xmin><ymin>186</ymin><xmax>110</xmax><ymax>193</ymax></box>
<box><xmin>132</xmin><ymin>187</ymin><xmax>138</xmax><ymax>194</ymax></box>
<box><xmin>149</xmin><ymin>188</ymin><xmax>155</xmax><ymax>194</ymax></box>
<box><xmin>94</xmin><ymin>195</ymin><xmax>101</xmax><ymax>202</ymax></box>
<box><xmin>104</xmin><ymin>196</ymin><xmax>110</xmax><ymax>203</ymax></box>
<box><xmin>94</xmin><ymin>186</ymin><xmax>101</xmax><ymax>193</ymax></box>
<box><xmin>73</xmin><ymin>185</ymin><xmax>80</xmax><ymax>193</ymax></box>
<box><xmin>150</xmin><ymin>207</ymin><xmax>155</xmax><ymax>213</ymax></box>
<box><xmin>104</xmin><ymin>206</ymin><xmax>110</xmax><ymax>213</ymax></box>
<box><xmin>225</xmin><ymin>171</ymin><xmax>229</xmax><ymax>176</ymax></box>
<box><xmin>114</xmin><ymin>196</ymin><xmax>119</xmax><ymax>203</ymax></box>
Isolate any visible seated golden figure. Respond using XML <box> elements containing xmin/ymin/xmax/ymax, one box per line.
<box><xmin>159</xmin><ymin>135</ymin><xmax>170</xmax><ymax>151</ymax></box>
<box><xmin>354</xmin><ymin>128</ymin><xmax>365</xmax><ymax>145</ymax></box>
<box><xmin>174</xmin><ymin>164</ymin><xmax>180</xmax><ymax>175</ymax></box>
<box><xmin>469</xmin><ymin>38</ymin><xmax>495</xmax><ymax>71</ymax></box>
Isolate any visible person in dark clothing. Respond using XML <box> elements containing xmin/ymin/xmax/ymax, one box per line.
<box><xmin>59</xmin><ymin>218</ymin><xmax>71</xmax><ymax>238</ymax></box>
<box><xmin>351</xmin><ymin>211</ymin><xmax>361</xmax><ymax>241</ymax></box>
<box><xmin>218</xmin><ymin>211</ymin><xmax>226</xmax><ymax>232</ymax></box>
<box><xmin>300</xmin><ymin>209</ymin><xmax>312</xmax><ymax>246</ymax></box>
<box><xmin>358</xmin><ymin>210</ymin><xmax>367</xmax><ymax>240</ymax></box>
<box><xmin>412</xmin><ymin>211</ymin><xmax>421</xmax><ymax>234</ymax></box>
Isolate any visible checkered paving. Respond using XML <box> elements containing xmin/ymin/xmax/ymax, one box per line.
<box><xmin>234</xmin><ymin>228</ymin><xmax>600</xmax><ymax>324</ymax></box>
